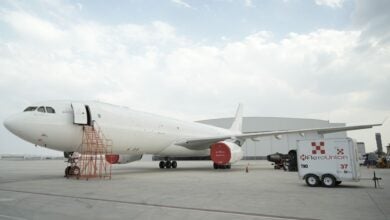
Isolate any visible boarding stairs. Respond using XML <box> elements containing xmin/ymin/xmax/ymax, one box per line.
<box><xmin>67</xmin><ymin>122</ymin><xmax>113</xmax><ymax>180</ymax></box>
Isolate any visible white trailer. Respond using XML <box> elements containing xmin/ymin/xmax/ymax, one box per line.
<box><xmin>297</xmin><ymin>138</ymin><xmax>360</xmax><ymax>187</ymax></box>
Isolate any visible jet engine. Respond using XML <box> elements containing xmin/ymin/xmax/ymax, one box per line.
<box><xmin>210</xmin><ymin>141</ymin><xmax>243</xmax><ymax>166</ymax></box>
<box><xmin>266</xmin><ymin>151</ymin><xmax>298</xmax><ymax>171</ymax></box>
<box><xmin>105</xmin><ymin>154</ymin><xmax>143</xmax><ymax>164</ymax></box>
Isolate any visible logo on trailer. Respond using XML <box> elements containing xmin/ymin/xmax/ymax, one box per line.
<box><xmin>337</xmin><ymin>148</ymin><xmax>344</xmax><ymax>155</ymax></box>
<box><xmin>311</xmin><ymin>142</ymin><xmax>325</xmax><ymax>155</ymax></box>
<box><xmin>299</xmin><ymin>142</ymin><xmax>349</xmax><ymax>161</ymax></box>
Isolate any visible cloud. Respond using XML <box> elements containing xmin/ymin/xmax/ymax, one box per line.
<box><xmin>1</xmin><ymin>10</ymin><xmax>65</xmax><ymax>42</ymax></box>
<box><xmin>0</xmin><ymin>1</ymin><xmax>389</xmax><ymax>154</ymax></box>
<box><xmin>353</xmin><ymin>0</ymin><xmax>390</xmax><ymax>46</ymax></box>
<box><xmin>170</xmin><ymin>0</ymin><xmax>193</xmax><ymax>8</ymax></box>
<box><xmin>314</xmin><ymin>0</ymin><xmax>345</xmax><ymax>8</ymax></box>
<box><xmin>244</xmin><ymin>0</ymin><xmax>254</xmax><ymax>7</ymax></box>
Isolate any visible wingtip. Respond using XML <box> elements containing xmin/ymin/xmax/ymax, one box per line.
<box><xmin>382</xmin><ymin>116</ymin><xmax>389</xmax><ymax>125</ymax></box>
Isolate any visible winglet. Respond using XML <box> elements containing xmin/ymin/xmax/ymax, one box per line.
<box><xmin>382</xmin><ymin>116</ymin><xmax>389</xmax><ymax>125</ymax></box>
<box><xmin>230</xmin><ymin>103</ymin><xmax>243</xmax><ymax>134</ymax></box>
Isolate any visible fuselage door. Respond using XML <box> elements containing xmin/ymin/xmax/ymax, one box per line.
<box><xmin>71</xmin><ymin>102</ymin><xmax>88</xmax><ymax>125</ymax></box>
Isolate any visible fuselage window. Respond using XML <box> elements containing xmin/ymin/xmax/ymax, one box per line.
<box><xmin>24</xmin><ymin>106</ymin><xmax>37</xmax><ymax>112</ymax></box>
<box><xmin>46</xmin><ymin>107</ymin><xmax>55</xmax><ymax>113</ymax></box>
<box><xmin>37</xmin><ymin>106</ymin><xmax>46</xmax><ymax>113</ymax></box>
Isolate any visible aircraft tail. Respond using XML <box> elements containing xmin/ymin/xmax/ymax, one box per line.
<box><xmin>230</xmin><ymin>103</ymin><xmax>243</xmax><ymax>134</ymax></box>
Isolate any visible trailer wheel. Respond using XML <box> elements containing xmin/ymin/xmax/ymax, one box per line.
<box><xmin>305</xmin><ymin>174</ymin><xmax>320</xmax><ymax>187</ymax></box>
<box><xmin>322</xmin><ymin>174</ymin><xmax>336</xmax><ymax>187</ymax></box>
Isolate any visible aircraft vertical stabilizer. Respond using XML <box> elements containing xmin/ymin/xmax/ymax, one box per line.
<box><xmin>230</xmin><ymin>104</ymin><xmax>243</xmax><ymax>134</ymax></box>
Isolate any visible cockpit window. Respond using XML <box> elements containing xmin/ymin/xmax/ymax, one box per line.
<box><xmin>24</xmin><ymin>106</ymin><xmax>37</xmax><ymax>112</ymax></box>
<box><xmin>37</xmin><ymin>106</ymin><xmax>46</xmax><ymax>113</ymax></box>
<box><xmin>46</xmin><ymin>107</ymin><xmax>55</xmax><ymax>113</ymax></box>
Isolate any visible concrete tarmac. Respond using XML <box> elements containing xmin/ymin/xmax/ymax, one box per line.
<box><xmin>0</xmin><ymin>160</ymin><xmax>389</xmax><ymax>220</ymax></box>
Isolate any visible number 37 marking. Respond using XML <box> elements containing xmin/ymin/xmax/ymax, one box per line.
<box><xmin>340</xmin><ymin>164</ymin><xmax>348</xmax><ymax>169</ymax></box>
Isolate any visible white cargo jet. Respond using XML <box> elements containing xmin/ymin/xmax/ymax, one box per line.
<box><xmin>3</xmin><ymin>101</ymin><xmax>381</xmax><ymax>172</ymax></box>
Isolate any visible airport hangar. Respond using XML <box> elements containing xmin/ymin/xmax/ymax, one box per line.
<box><xmin>198</xmin><ymin>117</ymin><xmax>347</xmax><ymax>159</ymax></box>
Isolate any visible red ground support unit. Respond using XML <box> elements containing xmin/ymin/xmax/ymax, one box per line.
<box><xmin>210</xmin><ymin>142</ymin><xmax>231</xmax><ymax>165</ymax></box>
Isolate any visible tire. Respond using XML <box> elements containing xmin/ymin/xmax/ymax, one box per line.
<box><xmin>213</xmin><ymin>163</ymin><xmax>218</xmax><ymax>169</ymax></box>
<box><xmin>65</xmin><ymin>166</ymin><xmax>71</xmax><ymax>176</ymax></box>
<box><xmin>226</xmin><ymin>164</ymin><xmax>231</xmax><ymax>169</ymax></box>
<box><xmin>305</xmin><ymin>174</ymin><xmax>320</xmax><ymax>187</ymax></box>
<box><xmin>288</xmin><ymin>150</ymin><xmax>297</xmax><ymax>171</ymax></box>
<box><xmin>165</xmin><ymin>161</ymin><xmax>171</xmax><ymax>169</ymax></box>
<box><xmin>71</xmin><ymin>166</ymin><xmax>80</xmax><ymax>176</ymax></box>
<box><xmin>171</xmin><ymin>161</ymin><xmax>177</xmax><ymax>168</ymax></box>
<box><xmin>159</xmin><ymin>161</ymin><xmax>165</xmax><ymax>169</ymax></box>
<box><xmin>336</xmin><ymin>181</ymin><xmax>342</xmax><ymax>186</ymax></box>
<box><xmin>322</xmin><ymin>174</ymin><xmax>336</xmax><ymax>187</ymax></box>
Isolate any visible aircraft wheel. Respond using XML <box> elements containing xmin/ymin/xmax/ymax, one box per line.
<box><xmin>322</xmin><ymin>174</ymin><xmax>336</xmax><ymax>187</ymax></box>
<box><xmin>171</xmin><ymin>161</ymin><xmax>177</xmax><ymax>168</ymax></box>
<box><xmin>165</xmin><ymin>161</ymin><xmax>172</xmax><ymax>169</ymax></box>
<box><xmin>71</xmin><ymin>166</ymin><xmax>80</xmax><ymax>176</ymax></box>
<box><xmin>65</xmin><ymin>166</ymin><xmax>71</xmax><ymax>177</ymax></box>
<box><xmin>305</xmin><ymin>174</ymin><xmax>320</xmax><ymax>187</ymax></box>
<box><xmin>159</xmin><ymin>161</ymin><xmax>165</xmax><ymax>169</ymax></box>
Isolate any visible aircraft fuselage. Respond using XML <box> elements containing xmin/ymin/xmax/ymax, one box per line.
<box><xmin>4</xmin><ymin>101</ymin><xmax>233</xmax><ymax>157</ymax></box>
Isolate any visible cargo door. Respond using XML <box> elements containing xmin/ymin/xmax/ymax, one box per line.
<box><xmin>350</xmin><ymin>139</ymin><xmax>361</xmax><ymax>180</ymax></box>
<box><xmin>71</xmin><ymin>102</ymin><xmax>88</xmax><ymax>125</ymax></box>
<box><xmin>333</xmin><ymin>139</ymin><xmax>353</xmax><ymax>180</ymax></box>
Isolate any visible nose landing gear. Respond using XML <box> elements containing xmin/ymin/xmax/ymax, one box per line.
<box><xmin>64</xmin><ymin>152</ymin><xmax>80</xmax><ymax>178</ymax></box>
<box><xmin>65</xmin><ymin>165</ymin><xmax>80</xmax><ymax>177</ymax></box>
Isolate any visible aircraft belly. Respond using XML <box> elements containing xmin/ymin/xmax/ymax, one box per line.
<box><xmin>103</xmin><ymin>127</ymin><xmax>174</xmax><ymax>155</ymax></box>
<box><xmin>157</xmin><ymin>145</ymin><xmax>210</xmax><ymax>157</ymax></box>
<box><xmin>26</xmin><ymin>121</ymin><xmax>82</xmax><ymax>153</ymax></box>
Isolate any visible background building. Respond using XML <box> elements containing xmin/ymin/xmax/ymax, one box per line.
<box><xmin>198</xmin><ymin>117</ymin><xmax>347</xmax><ymax>159</ymax></box>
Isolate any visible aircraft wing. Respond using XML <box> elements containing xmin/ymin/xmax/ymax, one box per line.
<box><xmin>175</xmin><ymin>123</ymin><xmax>382</xmax><ymax>149</ymax></box>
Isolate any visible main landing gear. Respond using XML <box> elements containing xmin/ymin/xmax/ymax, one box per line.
<box><xmin>213</xmin><ymin>163</ymin><xmax>231</xmax><ymax>169</ymax></box>
<box><xmin>159</xmin><ymin>160</ymin><xmax>178</xmax><ymax>169</ymax></box>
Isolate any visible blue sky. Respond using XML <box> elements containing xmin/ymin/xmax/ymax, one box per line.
<box><xmin>0</xmin><ymin>0</ymin><xmax>389</xmax><ymax>155</ymax></box>
<box><xmin>1</xmin><ymin>0</ymin><xmax>354</xmax><ymax>42</ymax></box>
<box><xmin>70</xmin><ymin>0</ymin><xmax>353</xmax><ymax>41</ymax></box>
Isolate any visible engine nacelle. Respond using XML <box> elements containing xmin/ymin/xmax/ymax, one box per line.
<box><xmin>210</xmin><ymin>141</ymin><xmax>243</xmax><ymax>165</ymax></box>
<box><xmin>105</xmin><ymin>154</ymin><xmax>143</xmax><ymax>164</ymax></box>
<box><xmin>266</xmin><ymin>153</ymin><xmax>289</xmax><ymax>164</ymax></box>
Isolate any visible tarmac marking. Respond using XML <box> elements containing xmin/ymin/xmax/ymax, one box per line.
<box><xmin>0</xmin><ymin>214</ymin><xmax>27</xmax><ymax>220</ymax></box>
<box><xmin>0</xmin><ymin>198</ymin><xmax>15</xmax><ymax>202</ymax></box>
<box><xmin>365</xmin><ymin>190</ymin><xmax>387</xmax><ymax>219</ymax></box>
<box><xmin>0</xmin><ymin>188</ymin><xmax>318</xmax><ymax>220</ymax></box>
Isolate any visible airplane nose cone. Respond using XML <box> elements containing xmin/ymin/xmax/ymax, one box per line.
<box><xmin>4</xmin><ymin>113</ymin><xmax>41</xmax><ymax>145</ymax></box>
<box><xmin>4</xmin><ymin>117</ymin><xmax>13</xmax><ymax>131</ymax></box>
<box><xmin>3</xmin><ymin>115</ymin><xmax>22</xmax><ymax>135</ymax></box>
